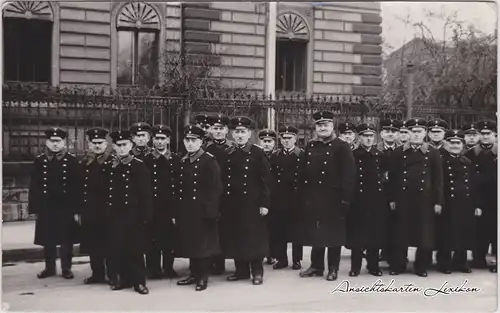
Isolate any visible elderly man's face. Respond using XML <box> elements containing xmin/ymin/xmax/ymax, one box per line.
<box><xmin>480</xmin><ymin>130</ymin><xmax>496</xmax><ymax>145</ymax></box>
<box><xmin>153</xmin><ymin>135</ymin><xmax>170</xmax><ymax>151</ymax></box>
<box><xmin>410</xmin><ymin>127</ymin><xmax>427</xmax><ymax>144</ymax></box>
<box><xmin>381</xmin><ymin>129</ymin><xmax>399</xmax><ymax>144</ymax></box>
<box><xmin>260</xmin><ymin>138</ymin><xmax>275</xmax><ymax>152</ymax></box>
<box><xmin>280</xmin><ymin>135</ymin><xmax>297</xmax><ymax>150</ymax></box>
<box><xmin>315</xmin><ymin>122</ymin><xmax>334</xmax><ymax>138</ymax></box>
<box><xmin>429</xmin><ymin>129</ymin><xmax>445</xmax><ymax>143</ymax></box>
<box><xmin>211</xmin><ymin>125</ymin><xmax>228</xmax><ymax>140</ymax></box>
<box><xmin>464</xmin><ymin>133</ymin><xmax>480</xmax><ymax>146</ymax></box>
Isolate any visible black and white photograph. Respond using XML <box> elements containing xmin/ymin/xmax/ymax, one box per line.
<box><xmin>1</xmin><ymin>0</ymin><xmax>498</xmax><ymax>311</ymax></box>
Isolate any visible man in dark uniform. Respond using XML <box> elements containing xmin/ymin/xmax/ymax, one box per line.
<box><xmin>269</xmin><ymin>125</ymin><xmax>304</xmax><ymax>270</ymax></box>
<box><xmin>338</xmin><ymin>121</ymin><xmax>357</xmax><ymax>150</ymax></box>
<box><xmin>258</xmin><ymin>128</ymin><xmax>278</xmax><ymax>265</ymax></box>
<box><xmin>130</xmin><ymin>122</ymin><xmax>152</xmax><ymax>160</ymax></box>
<box><xmin>143</xmin><ymin>125</ymin><xmax>180</xmax><ymax>279</ymax></box>
<box><xmin>377</xmin><ymin>119</ymin><xmax>402</xmax><ymax>263</ymax></box>
<box><xmin>388</xmin><ymin>118</ymin><xmax>444</xmax><ymax>277</ymax></box>
<box><xmin>80</xmin><ymin>128</ymin><xmax>114</xmax><ymax>285</ymax></box>
<box><xmin>465</xmin><ymin>121</ymin><xmax>497</xmax><ymax>273</ymax></box>
<box><xmin>427</xmin><ymin>118</ymin><xmax>449</xmax><ymax>150</ymax></box>
<box><xmin>29</xmin><ymin>127</ymin><xmax>81</xmax><ymax>279</ymax></box>
<box><xmin>107</xmin><ymin>130</ymin><xmax>152</xmax><ymax>294</ymax></box>
<box><xmin>259</xmin><ymin>129</ymin><xmax>278</xmax><ymax>157</ymax></box>
<box><xmin>346</xmin><ymin>123</ymin><xmax>387</xmax><ymax>277</ymax></box>
<box><xmin>175</xmin><ymin>125</ymin><xmax>223</xmax><ymax>291</ymax></box>
<box><xmin>196</xmin><ymin>114</ymin><xmax>212</xmax><ymax>145</ymax></box>
<box><xmin>221</xmin><ymin>116</ymin><xmax>272</xmax><ymax>285</ymax></box>
<box><xmin>463</xmin><ymin>123</ymin><xmax>480</xmax><ymax>152</ymax></box>
<box><xmin>435</xmin><ymin>129</ymin><xmax>480</xmax><ymax>274</ymax></box>
<box><xmin>398</xmin><ymin>121</ymin><xmax>410</xmax><ymax>146</ymax></box>
<box><xmin>298</xmin><ymin>111</ymin><xmax>356</xmax><ymax>281</ymax></box>
<box><xmin>204</xmin><ymin>114</ymin><xmax>233</xmax><ymax>275</ymax></box>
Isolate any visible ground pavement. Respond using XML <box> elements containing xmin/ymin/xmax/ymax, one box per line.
<box><xmin>2</xmin><ymin>247</ymin><xmax>498</xmax><ymax>312</ymax></box>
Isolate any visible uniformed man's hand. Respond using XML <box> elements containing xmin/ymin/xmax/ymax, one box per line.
<box><xmin>259</xmin><ymin>207</ymin><xmax>268</xmax><ymax>216</ymax></box>
<box><xmin>74</xmin><ymin>214</ymin><xmax>81</xmax><ymax>224</ymax></box>
<box><xmin>475</xmin><ymin>208</ymin><xmax>482</xmax><ymax>216</ymax></box>
<box><xmin>389</xmin><ymin>202</ymin><xmax>396</xmax><ymax>211</ymax></box>
<box><xmin>172</xmin><ymin>218</ymin><xmax>176</xmax><ymax>225</ymax></box>
<box><xmin>434</xmin><ymin>204</ymin><xmax>442</xmax><ymax>215</ymax></box>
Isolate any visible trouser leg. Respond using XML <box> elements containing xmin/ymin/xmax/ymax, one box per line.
<box><xmin>162</xmin><ymin>250</ymin><xmax>175</xmax><ymax>271</ymax></box>
<box><xmin>390</xmin><ymin>247</ymin><xmax>408</xmax><ymax>272</ymax></box>
<box><xmin>127</xmin><ymin>254</ymin><xmax>146</xmax><ymax>286</ymax></box>
<box><xmin>60</xmin><ymin>243</ymin><xmax>73</xmax><ymax>271</ymax></box>
<box><xmin>105</xmin><ymin>255</ymin><xmax>117</xmax><ymax>282</ymax></box>
<box><xmin>414</xmin><ymin>248</ymin><xmax>432</xmax><ymax>272</ymax></box>
<box><xmin>350</xmin><ymin>249</ymin><xmax>363</xmax><ymax>272</ymax></box>
<box><xmin>310</xmin><ymin>247</ymin><xmax>326</xmax><ymax>270</ymax></box>
<box><xmin>327</xmin><ymin>246</ymin><xmax>341</xmax><ymax>270</ymax></box>
<box><xmin>234</xmin><ymin>260</ymin><xmax>250</xmax><ymax>277</ymax></box>
<box><xmin>44</xmin><ymin>245</ymin><xmax>57</xmax><ymax>271</ymax></box>
<box><xmin>146</xmin><ymin>244</ymin><xmax>162</xmax><ymax>274</ymax></box>
<box><xmin>452</xmin><ymin>250</ymin><xmax>468</xmax><ymax>270</ymax></box>
<box><xmin>89</xmin><ymin>252</ymin><xmax>106</xmax><ymax>278</ymax></box>
<box><xmin>275</xmin><ymin>240</ymin><xmax>288</xmax><ymax>263</ymax></box>
<box><xmin>366</xmin><ymin>249</ymin><xmax>380</xmax><ymax>271</ymax></box>
<box><xmin>292</xmin><ymin>243</ymin><xmax>303</xmax><ymax>263</ymax></box>
<box><xmin>473</xmin><ymin>216</ymin><xmax>488</xmax><ymax>265</ymax></box>
<box><xmin>436</xmin><ymin>249</ymin><xmax>452</xmax><ymax>270</ymax></box>
<box><xmin>250</xmin><ymin>258</ymin><xmax>264</xmax><ymax>277</ymax></box>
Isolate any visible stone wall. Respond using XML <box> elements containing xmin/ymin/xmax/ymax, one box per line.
<box><xmin>209</xmin><ymin>2</ymin><xmax>267</xmax><ymax>92</ymax></box>
<box><xmin>312</xmin><ymin>2</ymin><xmax>382</xmax><ymax>96</ymax></box>
<box><xmin>59</xmin><ymin>2</ymin><xmax>112</xmax><ymax>87</ymax></box>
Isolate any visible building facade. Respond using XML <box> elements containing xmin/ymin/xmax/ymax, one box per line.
<box><xmin>2</xmin><ymin>1</ymin><xmax>383</xmax><ymax>96</ymax></box>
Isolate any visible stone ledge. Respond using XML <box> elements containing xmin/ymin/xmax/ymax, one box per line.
<box><xmin>3</xmin><ymin>245</ymin><xmax>83</xmax><ymax>263</ymax></box>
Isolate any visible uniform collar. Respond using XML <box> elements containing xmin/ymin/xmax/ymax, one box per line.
<box><xmin>356</xmin><ymin>145</ymin><xmax>377</xmax><ymax>155</ymax></box>
<box><xmin>429</xmin><ymin>141</ymin><xmax>444</xmax><ymax>150</ymax></box>
<box><xmin>402</xmin><ymin>142</ymin><xmax>429</xmax><ymax>154</ymax></box>
<box><xmin>227</xmin><ymin>142</ymin><xmax>252</xmax><ymax>154</ymax></box>
<box><xmin>83</xmin><ymin>151</ymin><xmax>110</xmax><ymax>165</ymax></box>
<box><xmin>152</xmin><ymin>149</ymin><xmax>171</xmax><ymax>160</ymax></box>
<box><xmin>46</xmin><ymin>148</ymin><xmax>67</xmax><ymax>161</ymax></box>
<box><xmin>474</xmin><ymin>142</ymin><xmax>497</xmax><ymax>156</ymax></box>
<box><xmin>383</xmin><ymin>142</ymin><xmax>397</xmax><ymax>151</ymax></box>
<box><xmin>113</xmin><ymin>154</ymin><xmax>134</xmax><ymax>167</ymax></box>
<box><xmin>311</xmin><ymin>135</ymin><xmax>335</xmax><ymax>144</ymax></box>
<box><xmin>131</xmin><ymin>145</ymin><xmax>151</xmax><ymax>156</ymax></box>
<box><xmin>181</xmin><ymin>148</ymin><xmax>204</xmax><ymax>163</ymax></box>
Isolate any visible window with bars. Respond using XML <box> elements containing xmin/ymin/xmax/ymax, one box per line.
<box><xmin>275</xmin><ymin>40</ymin><xmax>307</xmax><ymax>92</ymax></box>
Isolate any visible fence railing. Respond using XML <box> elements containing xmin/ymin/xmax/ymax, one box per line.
<box><xmin>2</xmin><ymin>84</ymin><xmax>496</xmax><ymax>161</ymax></box>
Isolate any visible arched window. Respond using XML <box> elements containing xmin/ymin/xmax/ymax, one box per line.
<box><xmin>116</xmin><ymin>2</ymin><xmax>160</xmax><ymax>87</ymax></box>
<box><xmin>275</xmin><ymin>13</ymin><xmax>310</xmax><ymax>93</ymax></box>
<box><xmin>2</xmin><ymin>1</ymin><xmax>54</xmax><ymax>83</ymax></box>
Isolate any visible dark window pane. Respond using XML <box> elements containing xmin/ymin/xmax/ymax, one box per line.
<box><xmin>136</xmin><ymin>32</ymin><xmax>158</xmax><ymax>88</ymax></box>
<box><xmin>117</xmin><ymin>30</ymin><xmax>134</xmax><ymax>85</ymax></box>
<box><xmin>3</xmin><ymin>18</ymin><xmax>51</xmax><ymax>83</ymax></box>
<box><xmin>275</xmin><ymin>40</ymin><xmax>307</xmax><ymax>92</ymax></box>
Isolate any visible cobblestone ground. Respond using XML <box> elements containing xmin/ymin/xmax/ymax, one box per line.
<box><xmin>2</xmin><ymin>248</ymin><xmax>497</xmax><ymax>312</ymax></box>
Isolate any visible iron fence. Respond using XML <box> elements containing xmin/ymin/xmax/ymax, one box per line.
<box><xmin>2</xmin><ymin>84</ymin><xmax>496</xmax><ymax>162</ymax></box>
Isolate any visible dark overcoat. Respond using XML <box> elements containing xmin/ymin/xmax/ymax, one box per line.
<box><xmin>346</xmin><ymin>146</ymin><xmax>388</xmax><ymax>249</ymax></box>
<box><xmin>79</xmin><ymin>152</ymin><xmax>113</xmax><ymax>254</ymax></box>
<box><xmin>296</xmin><ymin>136</ymin><xmax>356</xmax><ymax>247</ymax></box>
<box><xmin>29</xmin><ymin>150</ymin><xmax>81</xmax><ymax>247</ymax></box>
<box><xmin>106</xmin><ymin>155</ymin><xmax>152</xmax><ymax>255</ymax></box>
<box><xmin>377</xmin><ymin>142</ymin><xmax>398</xmax><ymax>249</ymax></box>
<box><xmin>435</xmin><ymin>150</ymin><xmax>477</xmax><ymax>251</ymax></box>
<box><xmin>464</xmin><ymin>144</ymin><xmax>498</xmax><ymax>249</ymax></box>
<box><xmin>220</xmin><ymin>143</ymin><xmax>272</xmax><ymax>259</ymax></box>
<box><xmin>174</xmin><ymin>149</ymin><xmax>222</xmax><ymax>258</ymax></box>
<box><xmin>131</xmin><ymin>145</ymin><xmax>152</xmax><ymax>161</ymax></box>
<box><xmin>388</xmin><ymin>143</ymin><xmax>444</xmax><ymax>249</ymax></box>
<box><xmin>143</xmin><ymin>150</ymin><xmax>180</xmax><ymax>251</ymax></box>
<box><xmin>269</xmin><ymin>146</ymin><xmax>304</xmax><ymax>243</ymax></box>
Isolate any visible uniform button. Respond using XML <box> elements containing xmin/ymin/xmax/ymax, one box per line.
<box><xmin>421</xmin><ymin>180</ymin><xmax>424</xmax><ymax>183</ymax></box>
<box><xmin>451</xmin><ymin>194</ymin><xmax>455</xmax><ymax>198</ymax></box>
<box><xmin>154</xmin><ymin>187</ymin><xmax>157</xmax><ymax>189</ymax></box>
<box><xmin>44</xmin><ymin>191</ymin><xmax>47</xmax><ymax>194</ymax></box>
<box><xmin>154</xmin><ymin>194</ymin><xmax>157</xmax><ymax>197</ymax></box>
<box><xmin>125</xmin><ymin>202</ymin><xmax>128</xmax><ymax>204</ymax></box>
<box><xmin>125</xmin><ymin>194</ymin><xmax>128</xmax><ymax>197</ymax></box>
<box><xmin>43</xmin><ymin>171</ymin><xmax>47</xmax><ymax>174</ymax></box>
<box><xmin>44</xmin><ymin>184</ymin><xmax>47</xmax><ymax>187</ymax></box>
<box><xmin>307</xmin><ymin>162</ymin><xmax>310</xmax><ymax>165</ymax></box>
<box><xmin>245</xmin><ymin>167</ymin><xmax>248</xmax><ymax>170</ymax></box>
<box><xmin>154</xmin><ymin>164</ymin><xmax>156</xmax><ymax>167</ymax></box>
<box><xmin>154</xmin><ymin>179</ymin><xmax>157</xmax><ymax>182</ymax></box>
<box><xmin>194</xmin><ymin>181</ymin><xmax>197</xmax><ymax>184</ymax></box>
<box><xmin>324</xmin><ymin>161</ymin><xmax>327</xmax><ymax>164</ymax></box>
<box><xmin>194</xmin><ymin>189</ymin><xmax>196</xmax><ymax>192</ymax></box>
<box><xmin>360</xmin><ymin>189</ymin><xmax>363</xmax><ymax>193</ymax></box>
<box><xmin>84</xmin><ymin>199</ymin><xmax>87</xmax><ymax>202</ymax></box>
<box><xmin>326</xmin><ymin>152</ymin><xmax>330</xmax><ymax>155</ymax></box>
<box><xmin>193</xmin><ymin>196</ymin><xmax>197</xmax><ymax>200</ymax></box>
<box><xmin>172</xmin><ymin>185</ymin><xmax>175</xmax><ymax>188</ymax></box>
<box><xmin>244</xmin><ymin>191</ymin><xmax>247</xmax><ymax>194</ymax></box>
<box><xmin>319</xmin><ymin>181</ymin><xmax>322</xmax><ymax>184</ymax></box>
<box><xmin>84</xmin><ymin>192</ymin><xmax>87</xmax><ymax>195</ymax></box>
<box><xmin>277</xmin><ymin>180</ymin><xmax>281</xmax><ymax>183</ymax></box>
<box><xmin>322</xmin><ymin>171</ymin><xmax>325</xmax><ymax>175</ymax></box>
<box><xmin>227</xmin><ymin>192</ymin><xmax>230</xmax><ymax>195</ymax></box>
<box><xmin>305</xmin><ymin>181</ymin><xmax>308</xmax><ymax>184</ymax></box>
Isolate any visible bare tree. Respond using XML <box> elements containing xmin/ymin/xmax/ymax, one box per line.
<box><xmin>383</xmin><ymin>10</ymin><xmax>497</xmax><ymax>110</ymax></box>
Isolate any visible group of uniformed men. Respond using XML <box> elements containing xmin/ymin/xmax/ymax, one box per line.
<box><xmin>29</xmin><ymin>111</ymin><xmax>497</xmax><ymax>295</ymax></box>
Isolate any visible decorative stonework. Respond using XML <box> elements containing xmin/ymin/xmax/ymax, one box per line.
<box><xmin>2</xmin><ymin>1</ymin><xmax>53</xmax><ymax>21</ymax></box>
<box><xmin>276</xmin><ymin>13</ymin><xmax>309</xmax><ymax>41</ymax></box>
<box><xmin>117</xmin><ymin>2</ymin><xmax>160</xmax><ymax>30</ymax></box>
